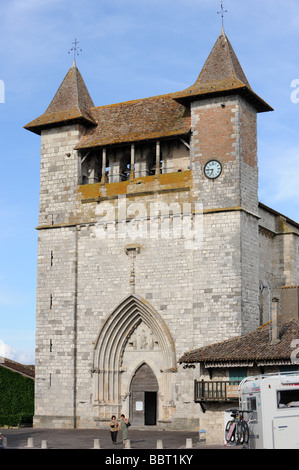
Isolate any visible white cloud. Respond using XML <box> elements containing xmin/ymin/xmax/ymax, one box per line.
<box><xmin>0</xmin><ymin>339</ymin><xmax>16</xmax><ymax>362</ymax></box>
<box><xmin>0</xmin><ymin>339</ymin><xmax>35</xmax><ymax>365</ymax></box>
<box><xmin>14</xmin><ymin>351</ymin><xmax>35</xmax><ymax>365</ymax></box>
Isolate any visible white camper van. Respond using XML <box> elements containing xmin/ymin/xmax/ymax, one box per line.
<box><xmin>239</xmin><ymin>373</ymin><xmax>299</xmax><ymax>449</ymax></box>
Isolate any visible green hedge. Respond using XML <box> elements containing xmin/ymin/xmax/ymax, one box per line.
<box><xmin>0</xmin><ymin>414</ymin><xmax>33</xmax><ymax>427</ymax></box>
<box><xmin>0</xmin><ymin>366</ymin><xmax>34</xmax><ymax>427</ymax></box>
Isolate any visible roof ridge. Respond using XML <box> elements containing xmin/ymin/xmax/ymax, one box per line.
<box><xmin>1</xmin><ymin>357</ymin><xmax>35</xmax><ymax>379</ymax></box>
<box><xmin>90</xmin><ymin>91</ymin><xmax>178</xmax><ymax>112</ymax></box>
<box><xmin>224</xmin><ymin>33</ymin><xmax>243</xmax><ymax>85</ymax></box>
<box><xmin>73</xmin><ymin>62</ymin><xmax>81</xmax><ymax>113</ymax></box>
<box><xmin>224</xmin><ymin>33</ymin><xmax>252</xmax><ymax>89</ymax></box>
<box><xmin>45</xmin><ymin>62</ymin><xmax>94</xmax><ymax>114</ymax></box>
<box><xmin>179</xmin><ymin>319</ymin><xmax>299</xmax><ymax>364</ymax></box>
<box><xmin>194</xmin><ymin>30</ymin><xmax>250</xmax><ymax>89</ymax></box>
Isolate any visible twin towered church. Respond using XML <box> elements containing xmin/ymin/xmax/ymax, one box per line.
<box><xmin>25</xmin><ymin>26</ymin><xmax>299</xmax><ymax>432</ymax></box>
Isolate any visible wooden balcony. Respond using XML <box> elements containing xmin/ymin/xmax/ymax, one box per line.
<box><xmin>194</xmin><ymin>380</ymin><xmax>240</xmax><ymax>402</ymax></box>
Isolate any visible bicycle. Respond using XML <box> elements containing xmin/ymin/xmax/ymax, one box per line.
<box><xmin>225</xmin><ymin>409</ymin><xmax>250</xmax><ymax>446</ymax></box>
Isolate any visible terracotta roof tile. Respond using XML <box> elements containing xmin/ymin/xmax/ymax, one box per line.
<box><xmin>75</xmin><ymin>94</ymin><xmax>191</xmax><ymax>150</ymax></box>
<box><xmin>179</xmin><ymin>319</ymin><xmax>299</xmax><ymax>364</ymax></box>
<box><xmin>173</xmin><ymin>29</ymin><xmax>273</xmax><ymax>113</ymax></box>
<box><xmin>24</xmin><ymin>61</ymin><xmax>96</xmax><ymax>134</ymax></box>
<box><xmin>24</xmin><ymin>30</ymin><xmax>272</xmax><ymax>142</ymax></box>
<box><xmin>0</xmin><ymin>357</ymin><xmax>35</xmax><ymax>379</ymax></box>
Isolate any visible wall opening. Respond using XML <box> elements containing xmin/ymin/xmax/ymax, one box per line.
<box><xmin>130</xmin><ymin>363</ymin><xmax>158</xmax><ymax>426</ymax></box>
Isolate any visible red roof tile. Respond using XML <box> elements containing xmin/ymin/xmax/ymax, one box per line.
<box><xmin>0</xmin><ymin>357</ymin><xmax>35</xmax><ymax>379</ymax></box>
<box><xmin>173</xmin><ymin>29</ymin><xmax>273</xmax><ymax>113</ymax></box>
<box><xmin>179</xmin><ymin>319</ymin><xmax>299</xmax><ymax>364</ymax></box>
<box><xmin>24</xmin><ymin>30</ymin><xmax>272</xmax><ymax>143</ymax></box>
<box><xmin>75</xmin><ymin>93</ymin><xmax>191</xmax><ymax>149</ymax></box>
<box><xmin>24</xmin><ymin>61</ymin><xmax>96</xmax><ymax>134</ymax></box>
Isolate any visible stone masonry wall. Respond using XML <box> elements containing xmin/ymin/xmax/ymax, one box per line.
<box><xmin>38</xmin><ymin>124</ymin><xmax>85</xmax><ymax>227</ymax></box>
<box><xmin>35</xmin><ymin>226</ymin><xmax>78</xmax><ymax>427</ymax></box>
<box><xmin>33</xmin><ymin>94</ymin><xmax>282</xmax><ymax>431</ymax></box>
<box><xmin>190</xmin><ymin>95</ymin><xmax>259</xmax><ymax>337</ymax></box>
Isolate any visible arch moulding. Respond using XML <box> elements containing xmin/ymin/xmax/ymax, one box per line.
<box><xmin>92</xmin><ymin>294</ymin><xmax>177</xmax><ymax>413</ymax></box>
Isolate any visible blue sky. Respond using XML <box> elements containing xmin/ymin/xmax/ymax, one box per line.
<box><xmin>0</xmin><ymin>0</ymin><xmax>298</xmax><ymax>364</ymax></box>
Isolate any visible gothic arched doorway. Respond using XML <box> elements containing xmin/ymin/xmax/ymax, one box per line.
<box><xmin>93</xmin><ymin>294</ymin><xmax>176</xmax><ymax>423</ymax></box>
<box><xmin>130</xmin><ymin>363</ymin><xmax>159</xmax><ymax>426</ymax></box>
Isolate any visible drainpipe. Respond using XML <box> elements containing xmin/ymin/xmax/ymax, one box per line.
<box><xmin>260</xmin><ymin>281</ymin><xmax>271</xmax><ymax>342</ymax></box>
<box><xmin>271</xmin><ymin>297</ymin><xmax>280</xmax><ymax>345</ymax></box>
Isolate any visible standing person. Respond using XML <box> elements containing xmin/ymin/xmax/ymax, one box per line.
<box><xmin>119</xmin><ymin>414</ymin><xmax>130</xmax><ymax>445</ymax></box>
<box><xmin>109</xmin><ymin>415</ymin><xmax>119</xmax><ymax>444</ymax></box>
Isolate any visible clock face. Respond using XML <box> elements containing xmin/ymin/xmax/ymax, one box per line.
<box><xmin>204</xmin><ymin>160</ymin><xmax>222</xmax><ymax>179</ymax></box>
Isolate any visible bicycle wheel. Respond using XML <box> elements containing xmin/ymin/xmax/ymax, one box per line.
<box><xmin>236</xmin><ymin>421</ymin><xmax>249</xmax><ymax>445</ymax></box>
<box><xmin>235</xmin><ymin>421</ymin><xmax>243</xmax><ymax>445</ymax></box>
<box><xmin>225</xmin><ymin>420</ymin><xmax>232</xmax><ymax>442</ymax></box>
<box><xmin>225</xmin><ymin>420</ymin><xmax>236</xmax><ymax>442</ymax></box>
<box><xmin>243</xmin><ymin>421</ymin><xmax>250</xmax><ymax>444</ymax></box>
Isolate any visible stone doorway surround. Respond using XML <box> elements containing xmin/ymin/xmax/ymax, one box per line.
<box><xmin>130</xmin><ymin>363</ymin><xmax>159</xmax><ymax>426</ymax></box>
<box><xmin>92</xmin><ymin>294</ymin><xmax>176</xmax><ymax>423</ymax></box>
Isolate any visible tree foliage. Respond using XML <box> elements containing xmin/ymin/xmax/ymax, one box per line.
<box><xmin>0</xmin><ymin>366</ymin><xmax>34</xmax><ymax>426</ymax></box>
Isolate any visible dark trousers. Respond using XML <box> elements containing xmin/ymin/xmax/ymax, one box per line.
<box><xmin>110</xmin><ymin>430</ymin><xmax>118</xmax><ymax>443</ymax></box>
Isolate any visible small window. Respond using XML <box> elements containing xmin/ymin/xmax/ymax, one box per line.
<box><xmin>247</xmin><ymin>397</ymin><xmax>257</xmax><ymax>412</ymax></box>
<box><xmin>277</xmin><ymin>389</ymin><xmax>299</xmax><ymax>408</ymax></box>
<box><xmin>280</xmin><ymin>365</ymin><xmax>298</xmax><ymax>373</ymax></box>
<box><xmin>229</xmin><ymin>368</ymin><xmax>247</xmax><ymax>385</ymax></box>
<box><xmin>246</xmin><ymin>396</ymin><xmax>258</xmax><ymax>422</ymax></box>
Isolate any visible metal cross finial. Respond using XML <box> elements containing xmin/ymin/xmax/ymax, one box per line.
<box><xmin>217</xmin><ymin>1</ymin><xmax>228</xmax><ymax>27</ymax></box>
<box><xmin>68</xmin><ymin>38</ymin><xmax>82</xmax><ymax>61</ymax></box>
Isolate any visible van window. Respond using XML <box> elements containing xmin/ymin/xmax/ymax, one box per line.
<box><xmin>277</xmin><ymin>389</ymin><xmax>299</xmax><ymax>408</ymax></box>
<box><xmin>246</xmin><ymin>396</ymin><xmax>258</xmax><ymax>422</ymax></box>
<box><xmin>247</xmin><ymin>397</ymin><xmax>257</xmax><ymax>411</ymax></box>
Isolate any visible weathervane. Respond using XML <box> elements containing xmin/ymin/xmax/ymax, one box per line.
<box><xmin>217</xmin><ymin>1</ymin><xmax>227</xmax><ymax>27</ymax></box>
<box><xmin>68</xmin><ymin>38</ymin><xmax>82</xmax><ymax>61</ymax></box>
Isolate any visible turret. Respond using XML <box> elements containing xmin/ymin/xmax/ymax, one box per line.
<box><xmin>25</xmin><ymin>61</ymin><xmax>95</xmax><ymax>226</ymax></box>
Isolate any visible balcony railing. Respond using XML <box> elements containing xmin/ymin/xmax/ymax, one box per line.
<box><xmin>194</xmin><ymin>380</ymin><xmax>240</xmax><ymax>402</ymax></box>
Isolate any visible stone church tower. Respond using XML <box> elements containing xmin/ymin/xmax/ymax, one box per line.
<box><xmin>25</xmin><ymin>29</ymin><xmax>274</xmax><ymax>430</ymax></box>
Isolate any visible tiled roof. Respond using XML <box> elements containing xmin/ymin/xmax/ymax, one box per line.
<box><xmin>75</xmin><ymin>93</ymin><xmax>191</xmax><ymax>149</ymax></box>
<box><xmin>173</xmin><ymin>29</ymin><xmax>273</xmax><ymax>113</ymax></box>
<box><xmin>24</xmin><ymin>61</ymin><xmax>96</xmax><ymax>134</ymax></box>
<box><xmin>0</xmin><ymin>357</ymin><xmax>35</xmax><ymax>379</ymax></box>
<box><xmin>24</xmin><ymin>30</ymin><xmax>272</xmax><ymax>142</ymax></box>
<box><xmin>179</xmin><ymin>319</ymin><xmax>299</xmax><ymax>364</ymax></box>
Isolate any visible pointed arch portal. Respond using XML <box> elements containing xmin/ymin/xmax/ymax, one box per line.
<box><xmin>130</xmin><ymin>363</ymin><xmax>159</xmax><ymax>426</ymax></box>
<box><xmin>93</xmin><ymin>295</ymin><xmax>176</xmax><ymax>419</ymax></box>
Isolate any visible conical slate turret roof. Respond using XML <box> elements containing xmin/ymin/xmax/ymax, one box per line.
<box><xmin>173</xmin><ymin>28</ymin><xmax>273</xmax><ymax>113</ymax></box>
<box><xmin>24</xmin><ymin>61</ymin><xmax>96</xmax><ymax>134</ymax></box>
